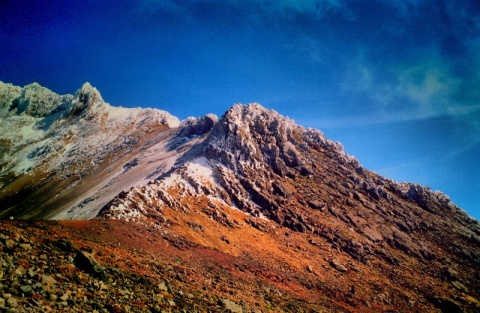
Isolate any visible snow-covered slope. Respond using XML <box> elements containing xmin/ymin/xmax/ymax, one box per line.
<box><xmin>0</xmin><ymin>81</ymin><xmax>182</xmax><ymax>219</ymax></box>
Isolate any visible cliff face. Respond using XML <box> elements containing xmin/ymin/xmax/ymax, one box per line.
<box><xmin>1</xmin><ymin>82</ymin><xmax>479</xmax><ymax>312</ymax></box>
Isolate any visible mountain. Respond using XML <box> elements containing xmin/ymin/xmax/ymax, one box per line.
<box><xmin>0</xmin><ymin>81</ymin><xmax>479</xmax><ymax>312</ymax></box>
<box><xmin>0</xmin><ymin>81</ymin><xmax>180</xmax><ymax>219</ymax></box>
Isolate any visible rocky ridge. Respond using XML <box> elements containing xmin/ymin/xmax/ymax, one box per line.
<box><xmin>1</xmin><ymin>82</ymin><xmax>480</xmax><ymax>312</ymax></box>
<box><xmin>0</xmin><ymin>81</ymin><xmax>181</xmax><ymax>219</ymax></box>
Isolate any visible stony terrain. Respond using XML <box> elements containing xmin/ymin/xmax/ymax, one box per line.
<box><xmin>0</xmin><ymin>220</ymin><xmax>268</xmax><ymax>313</ymax></box>
<box><xmin>1</xmin><ymin>214</ymin><xmax>479</xmax><ymax>312</ymax></box>
<box><xmin>1</xmin><ymin>82</ymin><xmax>480</xmax><ymax>312</ymax></box>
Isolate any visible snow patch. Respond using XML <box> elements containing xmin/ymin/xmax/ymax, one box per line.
<box><xmin>185</xmin><ymin>157</ymin><xmax>215</xmax><ymax>182</ymax></box>
<box><xmin>105</xmin><ymin>104</ymin><xmax>180</xmax><ymax>128</ymax></box>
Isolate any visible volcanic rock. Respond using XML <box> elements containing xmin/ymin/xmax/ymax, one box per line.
<box><xmin>73</xmin><ymin>251</ymin><xmax>105</xmax><ymax>280</ymax></box>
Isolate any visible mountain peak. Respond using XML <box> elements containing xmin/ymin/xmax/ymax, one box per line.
<box><xmin>68</xmin><ymin>82</ymin><xmax>104</xmax><ymax>117</ymax></box>
<box><xmin>204</xmin><ymin>102</ymin><xmax>356</xmax><ymax>178</ymax></box>
<box><xmin>224</xmin><ymin>102</ymin><xmax>296</xmax><ymax>126</ymax></box>
<box><xmin>77</xmin><ymin>82</ymin><xmax>102</xmax><ymax>102</ymax></box>
<box><xmin>0</xmin><ymin>81</ymin><xmax>69</xmax><ymax>117</ymax></box>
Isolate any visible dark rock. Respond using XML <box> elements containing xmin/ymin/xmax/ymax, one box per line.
<box><xmin>240</xmin><ymin>178</ymin><xmax>275</xmax><ymax>212</ymax></box>
<box><xmin>307</xmin><ymin>200</ymin><xmax>325</xmax><ymax>210</ymax></box>
<box><xmin>245</xmin><ymin>218</ymin><xmax>270</xmax><ymax>232</ymax></box>
<box><xmin>123</xmin><ymin>158</ymin><xmax>139</xmax><ymax>172</ymax></box>
<box><xmin>300</xmin><ymin>166</ymin><xmax>312</xmax><ymax>176</ymax></box>
<box><xmin>327</xmin><ymin>205</ymin><xmax>337</xmax><ymax>217</ymax></box>
<box><xmin>426</xmin><ymin>295</ymin><xmax>463</xmax><ymax>313</ymax></box>
<box><xmin>178</xmin><ymin>114</ymin><xmax>218</xmax><ymax>138</ymax></box>
<box><xmin>221</xmin><ymin>236</ymin><xmax>230</xmax><ymax>244</ymax></box>
<box><xmin>350</xmin><ymin>285</ymin><xmax>356</xmax><ymax>295</ymax></box>
<box><xmin>19</xmin><ymin>285</ymin><xmax>33</xmax><ymax>296</ymax></box>
<box><xmin>282</xmin><ymin>213</ymin><xmax>308</xmax><ymax>233</ymax></box>
<box><xmin>419</xmin><ymin>244</ymin><xmax>436</xmax><ymax>260</ymax></box>
<box><xmin>353</xmin><ymin>191</ymin><xmax>366</xmax><ymax>204</ymax></box>
<box><xmin>443</xmin><ymin>267</ymin><xmax>459</xmax><ymax>281</ymax></box>
<box><xmin>55</xmin><ymin>238</ymin><xmax>74</xmax><ymax>252</ymax></box>
<box><xmin>293</xmin><ymin>222</ymin><xmax>307</xmax><ymax>233</ymax></box>
<box><xmin>187</xmin><ymin>221</ymin><xmax>204</xmax><ymax>232</ymax></box>
<box><xmin>396</xmin><ymin>221</ymin><xmax>412</xmax><ymax>233</ymax></box>
<box><xmin>73</xmin><ymin>251</ymin><xmax>106</xmax><ymax>280</ymax></box>
<box><xmin>368</xmin><ymin>187</ymin><xmax>380</xmax><ymax>200</ymax></box>
<box><xmin>344</xmin><ymin>241</ymin><xmax>369</xmax><ymax>263</ymax></box>
<box><xmin>272</xmin><ymin>181</ymin><xmax>293</xmax><ymax>199</ymax></box>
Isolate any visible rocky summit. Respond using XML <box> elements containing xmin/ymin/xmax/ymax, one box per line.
<box><xmin>0</xmin><ymin>82</ymin><xmax>479</xmax><ymax>312</ymax></box>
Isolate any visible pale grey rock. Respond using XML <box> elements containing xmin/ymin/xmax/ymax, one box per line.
<box><xmin>219</xmin><ymin>298</ymin><xmax>243</xmax><ymax>313</ymax></box>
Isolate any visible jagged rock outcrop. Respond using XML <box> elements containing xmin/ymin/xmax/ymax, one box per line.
<box><xmin>1</xmin><ymin>82</ymin><xmax>71</xmax><ymax>118</ymax></box>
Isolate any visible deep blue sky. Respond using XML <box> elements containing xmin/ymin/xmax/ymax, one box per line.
<box><xmin>1</xmin><ymin>0</ymin><xmax>479</xmax><ymax>219</ymax></box>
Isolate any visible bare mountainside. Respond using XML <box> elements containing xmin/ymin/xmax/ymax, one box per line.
<box><xmin>0</xmin><ymin>82</ymin><xmax>479</xmax><ymax>312</ymax></box>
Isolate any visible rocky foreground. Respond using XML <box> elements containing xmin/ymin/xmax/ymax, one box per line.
<box><xmin>1</xmin><ymin>218</ymin><xmax>480</xmax><ymax>313</ymax></box>
<box><xmin>0</xmin><ymin>220</ymin><xmax>267</xmax><ymax>313</ymax></box>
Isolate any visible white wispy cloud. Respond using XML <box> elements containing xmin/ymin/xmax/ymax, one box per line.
<box><xmin>341</xmin><ymin>48</ymin><xmax>480</xmax><ymax>122</ymax></box>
